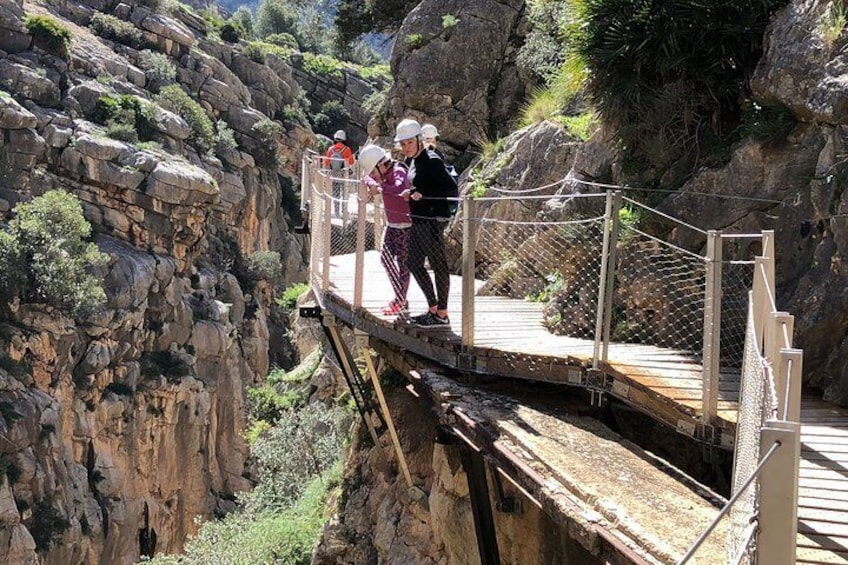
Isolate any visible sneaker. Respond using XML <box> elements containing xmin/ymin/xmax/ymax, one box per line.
<box><xmin>409</xmin><ymin>311</ymin><xmax>434</xmax><ymax>325</ymax></box>
<box><xmin>381</xmin><ymin>300</ymin><xmax>408</xmax><ymax>315</ymax></box>
<box><xmin>415</xmin><ymin>312</ymin><xmax>450</xmax><ymax>328</ymax></box>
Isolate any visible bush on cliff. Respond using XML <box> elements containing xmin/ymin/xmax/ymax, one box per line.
<box><xmin>0</xmin><ymin>190</ymin><xmax>108</xmax><ymax>319</ymax></box>
<box><xmin>157</xmin><ymin>85</ymin><xmax>216</xmax><ymax>154</ymax></box>
<box><xmin>24</xmin><ymin>15</ymin><xmax>71</xmax><ymax>56</ymax></box>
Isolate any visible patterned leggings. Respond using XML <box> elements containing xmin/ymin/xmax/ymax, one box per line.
<box><xmin>381</xmin><ymin>226</ymin><xmax>410</xmax><ymax>303</ymax></box>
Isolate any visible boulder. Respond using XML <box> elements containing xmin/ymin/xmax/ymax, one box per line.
<box><xmin>386</xmin><ymin>0</ymin><xmax>530</xmax><ymax>150</ymax></box>
<box><xmin>0</xmin><ymin>59</ymin><xmax>60</xmax><ymax>107</ymax></box>
<box><xmin>0</xmin><ymin>93</ymin><xmax>36</xmax><ymax>128</ymax></box>
<box><xmin>752</xmin><ymin>0</ymin><xmax>848</xmax><ymax>124</ymax></box>
<box><xmin>145</xmin><ymin>159</ymin><xmax>218</xmax><ymax>205</ymax></box>
<box><xmin>0</xmin><ymin>0</ymin><xmax>30</xmax><ymax>54</ymax></box>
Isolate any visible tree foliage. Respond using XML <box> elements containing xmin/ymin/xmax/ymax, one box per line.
<box><xmin>572</xmin><ymin>0</ymin><xmax>789</xmax><ymax>166</ymax></box>
<box><xmin>334</xmin><ymin>0</ymin><xmax>420</xmax><ymax>49</ymax></box>
<box><xmin>0</xmin><ymin>190</ymin><xmax>108</xmax><ymax>318</ymax></box>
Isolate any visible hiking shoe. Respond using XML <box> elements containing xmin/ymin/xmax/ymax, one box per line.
<box><xmin>414</xmin><ymin>312</ymin><xmax>450</xmax><ymax>328</ymax></box>
<box><xmin>381</xmin><ymin>300</ymin><xmax>408</xmax><ymax>315</ymax></box>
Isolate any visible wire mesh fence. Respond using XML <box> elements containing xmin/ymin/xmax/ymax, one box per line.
<box><xmin>474</xmin><ymin>215</ymin><xmax>606</xmax><ymax>340</ymax></box>
<box><xmin>611</xmin><ymin>224</ymin><xmax>707</xmax><ymax>354</ymax></box>
<box><xmin>727</xmin><ymin>299</ymin><xmax>778</xmax><ymax>564</ymax></box>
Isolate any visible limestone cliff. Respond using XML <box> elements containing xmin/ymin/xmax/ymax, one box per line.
<box><xmin>0</xmin><ymin>0</ymin><xmax>386</xmax><ymax>562</ymax></box>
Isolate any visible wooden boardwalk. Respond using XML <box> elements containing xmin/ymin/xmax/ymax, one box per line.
<box><xmin>797</xmin><ymin>399</ymin><xmax>848</xmax><ymax>564</ymax></box>
<box><xmin>321</xmin><ymin>251</ymin><xmax>740</xmax><ymax>445</ymax></box>
<box><xmin>318</xmin><ymin>243</ymin><xmax>848</xmax><ymax>563</ymax></box>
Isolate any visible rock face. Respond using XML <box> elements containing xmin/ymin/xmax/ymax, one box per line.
<box><xmin>383</xmin><ymin>0</ymin><xmax>531</xmax><ymax>153</ymax></box>
<box><xmin>0</xmin><ymin>0</ymin><xmax>326</xmax><ymax>562</ymax></box>
<box><xmin>0</xmin><ymin>238</ymin><xmax>268</xmax><ymax>564</ymax></box>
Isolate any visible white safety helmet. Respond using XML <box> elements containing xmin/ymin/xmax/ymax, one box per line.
<box><xmin>421</xmin><ymin>123</ymin><xmax>439</xmax><ymax>141</ymax></box>
<box><xmin>333</xmin><ymin>129</ymin><xmax>347</xmax><ymax>142</ymax></box>
<box><xmin>394</xmin><ymin>118</ymin><xmax>423</xmax><ymax>142</ymax></box>
<box><xmin>358</xmin><ymin>144</ymin><xmax>389</xmax><ymax>175</ymax></box>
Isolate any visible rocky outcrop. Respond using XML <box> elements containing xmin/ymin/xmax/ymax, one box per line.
<box><xmin>290</xmin><ymin>54</ymin><xmax>390</xmax><ymax>146</ymax></box>
<box><xmin>752</xmin><ymin>0</ymin><xmax>848</xmax><ymax>124</ymax></box>
<box><xmin>0</xmin><ymin>237</ymin><xmax>267</xmax><ymax>564</ymax></box>
<box><xmin>383</xmin><ymin>0</ymin><xmax>531</xmax><ymax>153</ymax></box>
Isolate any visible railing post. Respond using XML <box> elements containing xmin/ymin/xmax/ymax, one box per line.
<box><xmin>301</xmin><ymin>153</ymin><xmax>310</xmax><ymax>212</ymax></box>
<box><xmin>353</xmin><ymin>181</ymin><xmax>366</xmax><ymax>309</ymax></box>
<box><xmin>701</xmin><ymin>230</ymin><xmax>722</xmax><ymax>426</ymax></box>
<box><xmin>462</xmin><ymin>196</ymin><xmax>478</xmax><ymax>348</ymax></box>
<box><xmin>593</xmin><ymin>191</ymin><xmax>613</xmax><ymax>368</ymax></box>
<box><xmin>601</xmin><ymin>191</ymin><xmax>623</xmax><ymax>363</ymax></box>
<box><xmin>765</xmin><ymin>312</ymin><xmax>794</xmax><ymax>415</ymax></box>
<box><xmin>322</xmin><ymin>173</ymin><xmax>333</xmax><ymax>291</ymax></box>
<box><xmin>779</xmin><ymin>348</ymin><xmax>803</xmax><ymax>421</ymax></box>
<box><xmin>752</xmin><ymin>256</ymin><xmax>769</xmax><ymax>350</ymax></box>
<box><xmin>342</xmin><ymin>168</ymin><xmax>350</xmax><ymax>226</ymax></box>
<box><xmin>308</xmin><ymin>173</ymin><xmax>318</xmax><ymax>287</ymax></box>
<box><xmin>373</xmin><ymin>194</ymin><xmax>383</xmax><ymax>252</ymax></box>
<box><xmin>757</xmin><ymin>420</ymin><xmax>800</xmax><ymax>565</ymax></box>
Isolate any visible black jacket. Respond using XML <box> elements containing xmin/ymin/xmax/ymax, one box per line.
<box><xmin>405</xmin><ymin>149</ymin><xmax>457</xmax><ymax>220</ymax></box>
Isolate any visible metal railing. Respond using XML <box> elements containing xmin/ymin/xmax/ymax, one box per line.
<box><xmin>679</xmin><ymin>231</ymin><xmax>802</xmax><ymax>565</ymax></box>
<box><xmin>301</xmin><ymin>156</ymin><xmax>803</xmax><ymax>564</ymax></box>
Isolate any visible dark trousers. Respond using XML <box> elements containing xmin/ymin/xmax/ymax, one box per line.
<box><xmin>381</xmin><ymin>227</ymin><xmax>410</xmax><ymax>304</ymax></box>
<box><xmin>407</xmin><ymin>219</ymin><xmax>449</xmax><ymax>310</ymax></box>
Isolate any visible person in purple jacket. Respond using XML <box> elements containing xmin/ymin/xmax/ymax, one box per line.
<box><xmin>359</xmin><ymin>144</ymin><xmax>413</xmax><ymax>316</ymax></box>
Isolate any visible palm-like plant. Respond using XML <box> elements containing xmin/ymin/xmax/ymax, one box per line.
<box><xmin>573</xmin><ymin>0</ymin><xmax>789</xmax><ymax>167</ymax></box>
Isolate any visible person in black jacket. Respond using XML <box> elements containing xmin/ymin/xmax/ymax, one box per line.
<box><xmin>394</xmin><ymin>118</ymin><xmax>457</xmax><ymax>327</ymax></box>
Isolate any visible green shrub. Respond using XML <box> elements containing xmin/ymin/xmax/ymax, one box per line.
<box><xmin>220</xmin><ymin>21</ymin><xmax>243</xmax><ymax>43</ymax></box>
<box><xmin>157</xmin><ymin>85</ymin><xmax>215</xmax><ymax>154</ymax></box>
<box><xmin>147</xmin><ymin>466</ymin><xmax>339</xmax><ymax>565</ymax></box>
<box><xmin>244</xmin><ymin>40</ymin><xmax>292</xmax><ymax>63</ymax></box>
<box><xmin>0</xmin><ymin>191</ymin><xmax>108</xmax><ymax>318</ymax></box>
<box><xmin>30</xmin><ymin>501</ymin><xmax>70</xmax><ymax>552</ymax></box>
<box><xmin>106</xmin><ymin>121</ymin><xmax>139</xmax><ymax>143</ymax></box>
<box><xmin>94</xmin><ymin>95</ymin><xmax>159</xmax><ymax>143</ymax></box>
<box><xmin>405</xmin><ymin>32</ymin><xmax>425</xmax><ymax>48</ymax></box>
<box><xmin>821</xmin><ymin>1</ymin><xmax>848</xmax><ymax>45</ymax></box>
<box><xmin>245</xmin><ymin>251</ymin><xmax>283</xmax><ymax>283</ymax></box>
<box><xmin>277</xmin><ymin>282</ymin><xmax>308</xmax><ymax>310</ymax></box>
<box><xmin>231</xmin><ymin>6</ymin><xmax>255</xmax><ymax>40</ymax></box>
<box><xmin>267</xmin><ymin>346</ymin><xmax>322</xmax><ymax>386</ymax></box>
<box><xmin>249</xmin><ymin>119</ymin><xmax>284</xmax><ymax>166</ymax></box>
<box><xmin>301</xmin><ymin>52</ymin><xmax>345</xmax><ymax>80</ymax></box>
<box><xmin>246</xmin><ymin>403</ymin><xmax>348</xmax><ymax>513</ymax></box>
<box><xmin>265</xmin><ymin>32</ymin><xmax>298</xmax><ymax>49</ymax></box>
<box><xmin>215</xmin><ymin>120</ymin><xmax>237</xmax><ymax>153</ymax></box>
<box><xmin>558</xmin><ymin>111</ymin><xmax>598</xmax><ymax>141</ymax></box>
<box><xmin>310</xmin><ymin>100</ymin><xmax>350</xmax><ymax>139</ymax></box>
<box><xmin>24</xmin><ymin>15</ymin><xmax>71</xmax><ymax>55</ymax></box>
<box><xmin>248</xmin><ymin>384</ymin><xmax>305</xmax><ymax>424</ymax></box>
<box><xmin>90</xmin><ymin>12</ymin><xmax>146</xmax><ymax>49</ymax></box>
<box><xmin>573</xmin><ymin>0</ymin><xmax>789</xmax><ymax>168</ymax></box>
<box><xmin>138</xmin><ymin>49</ymin><xmax>176</xmax><ymax>86</ymax></box>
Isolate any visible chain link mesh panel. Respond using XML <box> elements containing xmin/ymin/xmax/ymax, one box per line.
<box><xmin>612</xmin><ymin>225</ymin><xmax>706</xmax><ymax>354</ymax></box>
<box><xmin>727</xmin><ymin>299</ymin><xmax>778</xmax><ymax>563</ymax></box>
<box><xmin>720</xmin><ymin>261</ymin><xmax>755</xmax><ymax>368</ymax></box>
<box><xmin>474</xmin><ymin>216</ymin><xmax>606</xmax><ymax>340</ymax></box>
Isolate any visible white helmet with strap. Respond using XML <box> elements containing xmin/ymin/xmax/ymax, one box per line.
<box><xmin>333</xmin><ymin>129</ymin><xmax>347</xmax><ymax>141</ymax></box>
<box><xmin>358</xmin><ymin>144</ymin><xmax>389</xmax><ymax>175</ymax></box>
<box><xmin>421</xmin><ymin>123</ymin><xmax>439</xmax><ymax>141</ymax></box>
<box><xmin>394</xmin><ymin>118</ymin><xmax>422</xmax><ymax>142</ymax></box>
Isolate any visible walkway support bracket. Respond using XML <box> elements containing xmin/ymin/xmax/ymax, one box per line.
<box><xmin>355</xmin><ymin>329</ymin><xmax>415</xmax><ymax>489</ymax></box>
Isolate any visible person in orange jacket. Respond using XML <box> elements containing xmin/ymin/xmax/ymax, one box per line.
<box><xmin>323</xmin><ymin>130</ymin><xmax>356</xmax><ymax>216</ymax></box>
<box><xmin>323</xmin><ymin>130</ymin><xmax>355</xmax><ymax>170</ymax></box>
